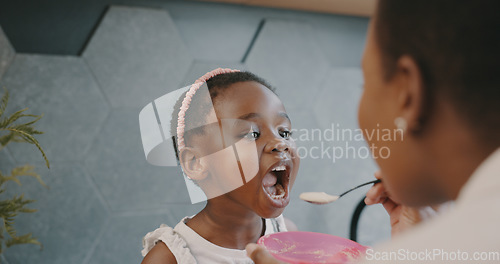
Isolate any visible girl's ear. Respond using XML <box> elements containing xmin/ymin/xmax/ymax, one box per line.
<box><xmin>178</xmin><ymin>147</ymin><xmax>209</xmax><ymax>181</ymax></box>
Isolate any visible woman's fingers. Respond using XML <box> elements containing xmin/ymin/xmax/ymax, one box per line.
<box><xmin>364</xmin><ymin>194</ymin><xmax>378</xmax><ymax>205</ymax></box>
<box><xmin>365</xmin><ymin>182</ymin><xmax>386</xmax><ymax>205</ymax></box>
<box><xmin>246</xmin><ymin>244</ymin><xmax>283</xmax><ymax>264</ymax></box>
<box><xmin>365</xmin><ymin>171</ymin><xmax>387</xmax><ymax>205</ymax></box>
<box><xmin>381</xmin><ymin>196</ymin><xmax>400</xmax><ymax>216</ymax></box>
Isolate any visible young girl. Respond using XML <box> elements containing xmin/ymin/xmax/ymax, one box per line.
<box><xmin>141</xmin><ymin>68</ymin><xmax>300</xmax><ymax>264</ymax></box>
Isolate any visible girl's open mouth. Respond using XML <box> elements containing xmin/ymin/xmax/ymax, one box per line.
<box><xmin>262</xmin><ymin>161</ymin><xmax>291</xmax><ymax>207</ymax></box>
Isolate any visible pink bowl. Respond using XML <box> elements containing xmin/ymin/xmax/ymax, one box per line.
<box><xmin>257</xmin><ymin>231</ymin><xmax>368</xmax><ymax>264</ymax></box>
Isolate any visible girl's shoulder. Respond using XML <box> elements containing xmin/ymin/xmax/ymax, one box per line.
<box><xmin>141</xmin><ymin>241</ymin><xmax>177</xmax><ymax>264</ymax></box>
<box><xmin>142</xmin><ymin>222</ymin><xmax>197</xmax><ymax>264</ymax></box>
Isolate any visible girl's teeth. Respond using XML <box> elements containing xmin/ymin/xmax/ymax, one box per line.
<box><xmin>271</xmin><ymin>193</ymin><xmax>285</xmax><ymax>199</ymax></box>
<box><xmin>271</xmin><ymin>165</ymin><xmax>286</xmax><ymax>172</ymax></box>
<box><xmin>269</xmin><ymin>184</ymin><xmax>285</xmax><ymax>199</ymax></box>
<box><xmin>266</xmin><ymin>165</ymin><xmax>287</xmax><ymax>200</ymax></box>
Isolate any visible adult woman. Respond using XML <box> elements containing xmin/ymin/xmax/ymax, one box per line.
<box><xmin>247</xmin><ymin>0</ymin><xmax>500</xmax><ymax>262</ymax></box>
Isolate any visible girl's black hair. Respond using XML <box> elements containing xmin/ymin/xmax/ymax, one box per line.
<box><xmin>170</xmin><ymin>71</ymin><xmax>275</xmax><ymax>162</ymax></box>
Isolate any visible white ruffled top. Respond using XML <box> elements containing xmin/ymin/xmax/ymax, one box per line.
<box><xmin>142</xmin><ymin>215</ymin><xmax>287</xmax><ymax>264</ymax></box>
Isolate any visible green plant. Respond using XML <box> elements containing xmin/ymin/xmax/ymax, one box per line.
<box><xmin>0</xmin><ymin>87</ymin><xmax>49</xmax><ymax>255</ymax></box>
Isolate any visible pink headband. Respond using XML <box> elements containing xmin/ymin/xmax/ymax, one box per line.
<box><xmin>176</xmin><ymin>68</ymin><xmax>240</xmax><ymax>151</ymax></box>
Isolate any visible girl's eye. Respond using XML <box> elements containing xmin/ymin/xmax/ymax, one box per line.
<box><xmin>243</xmin><ymin>130</ymin><xmax>260</xmax><ymax>140</ymax></box>
<box><xmin>280</xmin><ymin>130</ymin><xmax>292</xmax><ymax>139</ymax></box>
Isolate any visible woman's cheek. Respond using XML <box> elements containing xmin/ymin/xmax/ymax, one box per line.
<box><xmin>358</xmin><ymin>94</ymin><xmax>371</xmax><ymax>143</ymax></box>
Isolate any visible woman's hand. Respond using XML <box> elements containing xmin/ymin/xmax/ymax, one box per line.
<box><xmin>365</xmin><ymin>171</ymin><xmax>439</xmax><ymax>237</ymax></box>
<box><xmin>246</xmin><ymin>244</ymin><xmax>285</xmax><ymax>264</ymax></box>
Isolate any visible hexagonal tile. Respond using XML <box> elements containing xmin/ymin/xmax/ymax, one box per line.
<box><xmin>180</xmin><ymin>61</ymin><xmax>247</xmax><ymax>87</ymax></box>
<box><xmin>286</xmin><ymin>106</ymin><xmax>322</xmax><ymax>156</ymax></box>
<box><xmin>287</xmin><ymin>81</ymin><xmax>380</xmax><ymax>239</ymax></box>
<box><xmin>245</xmin><ymin>19</ymin><xmax>329</xmax><ymax>112</ymax></box>
<box><xmin>0</xmin><ymin>148</ymin><xmax>14</xmax><ymax>170</ymax></box>
<box><xmin>313</xmin><ymin>67</ymin><xmax>364</xmax><ymax>130</ymax></box>
<box><xmin>162</xmin><ymin>203</ymin><xmax>206</xmax><ymax>226</ymax></box>
<box><xmin>164</xmin><ymin>1</ymin><xmax>272</xmax><ymax>61</ymax></box>
<box><xmin>163</xmin><ymin>2</ymin><xmax>261</xmax><ymax>62</ymax></box>
<box><xmin>0</xmin><ymin>26</ymin><xmax>15</xmax><ymax>80</ymax></box>
<box><xmin>287</xmin><ymin>110</ymin><xmax>338</xmax><ymax>199</ymax></box>
<box><xmin>1</xmin><ymin>162</ymin><xmax>108</xmax><ymax>264</ymax></box>
<box><xmin>290</xmin><ymin>101</ymin><xmax>378</xmax><ymax>193</ymax></box>
<box><xmin>82</xmin><ymin>6</ymin><xmax>193</xmax><ymax>108</ymax></box>
<box><xmin>85</xmin><ymin>109</ymin><xmax>192</xmax><ymax>213</ymax></box>
<box><xmin>0</xmin><ymin>54</ymin><xmax>109</xmax><ymax>163</ymax></box>
<box><xmin>275</xmin><ymin>86</ymin><xmax>317</xmax><ymax>128</ymax></box>
<box><xmin>289</xmin><ymin>146</ymin><xmax>378</xmax><ymax>237</ymax></box>
<box><xmin>0</xmin><ymin>255</ymin><xmax>9</xmax><ymax>264</ymax></box>
<box><xmin>87</xmin><ymin>214</ymin><xmax>166</xmax><ymax>264</ymax></box>
<box><xmin>240</xmin><ymin>10</ymin><xmax>368</xmax><ymax>67</ymax></box>
<box><xmin>309</xmin><ymin>15</ymin><xmax>368</xmax><ymax>67</ymax></box>
<box><xmin>86</xmin><ymin>204</ymin><xmax>206</xmax><ymax>263</ymax></box>
<box><xmin>165</xmin><ymin>2</ymin><xmax>368</xmax><ymax>66</ymax></box>
<box><xmin>316</xmin><ymin>166</ymin><xmax>379</xmax><ymax>236</ymax></box>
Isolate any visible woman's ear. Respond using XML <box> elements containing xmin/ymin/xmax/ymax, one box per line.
<box><xmin>395</xmin><ymin>55</ymin><xmax>426</xmax><ymax>133</ymax></box>
<box><xmin>178</xmin><ymin>147</ymin><xmax>209</xmax><ymax>181</ymax></box>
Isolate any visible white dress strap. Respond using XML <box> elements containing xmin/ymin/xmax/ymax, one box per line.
<box><xmin>264</xmin><ymin>214</ymin><xmax>288</xmax><ymax>235</ymax></box>
<box><xmin>142</xmin><ymin>224</ymin><xmax>197</xmax><ymax>264</ymax></box>
<box><xmin>142</xmin><ymin>215</ymin><xmax>287</xmax><ymax>263</ymax></box>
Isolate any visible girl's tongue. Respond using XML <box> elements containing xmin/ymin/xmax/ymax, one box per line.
<box><xmin>263</xmin><ymin>172</ymin><xmax>285</xmax><ymax>199</ymax></box>
<box><xmin>263</xmin><ymin>173</ymin><xmax>277</xmax><ymax>187</ymax></box>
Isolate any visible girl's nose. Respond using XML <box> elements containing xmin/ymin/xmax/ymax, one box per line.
<box><xmin>266</xmin><ymin>139</ymin><xmax>289</xmax><ymax>153</ymax></box>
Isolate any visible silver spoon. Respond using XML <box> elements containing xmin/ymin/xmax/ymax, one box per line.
<box><xmin>300</xmin><ymin>179</ymin><xmax>382</xmax><ymax>205</ymax></box>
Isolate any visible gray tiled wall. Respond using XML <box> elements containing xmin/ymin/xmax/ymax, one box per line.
<box><xmin>0</xmin><ymin>26</ymin><xmax>14</xmax><ymax>79</ymax></box>
<box><xmin>0</xmin><ymin>2</ymin><xmax>390</xmax><ymax>263</ymax></box>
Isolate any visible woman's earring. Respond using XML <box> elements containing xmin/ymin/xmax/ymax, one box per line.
<box><xmin>394</xmin><ymin>117</ymin><xmax>408</xmax><ymax>132</ymax></box>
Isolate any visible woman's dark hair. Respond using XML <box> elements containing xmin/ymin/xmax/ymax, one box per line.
<box><xmin>375</xmin><ymin>0</ymin><xmax>500</xmax><ymax>144</ymax></box>
<box><xmin>170</xmin><ymin>71</ymin><xmax>275</xmax><ymax>161</ymax></box>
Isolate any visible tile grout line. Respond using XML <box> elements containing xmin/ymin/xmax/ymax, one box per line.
<box><xmin>113</xmin><ymin>208</ymin><xmax>171</xmax><ymax>218</ymax></box>
<box><xmin>81</xmin><ymin>58</ymin><xmax>114</xmax><ymax>109</ymax></box>
<box><xmin>77</xmin><ymin>6</ymin><xmax>110</xmax><ymax>57</ymax></box>
<box><xmin>240</xmin><ymin>19</ymin><xmax>266</xmax><ymax>63</ymax></box>
<box><xmin>79</xmin><ymin>107</ymin><xmax>111</xmax><ymax>162</ymax></box>
<box><xmin>178</xmin><ymin>60</ymin><xmax>196</xmax><ymax>87</ymax></box>
<box><xmin>81</xmin><ymin>160</ymin><xmax>113</xmax><ymax>215</ymax></box>
<box><xmin>81</xmin><ymin>216</ymin><xmax>111</xmax><ymax>264</ymax></box>
<box><xmin>0</xmin><ymin>47</ymin><xmax>16</xmax><ymax>81</ymax></box>
<box><xmin>0</xmin><ymin>254</ymin><xmax>9</xmax><ymax>264</ymax></box>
